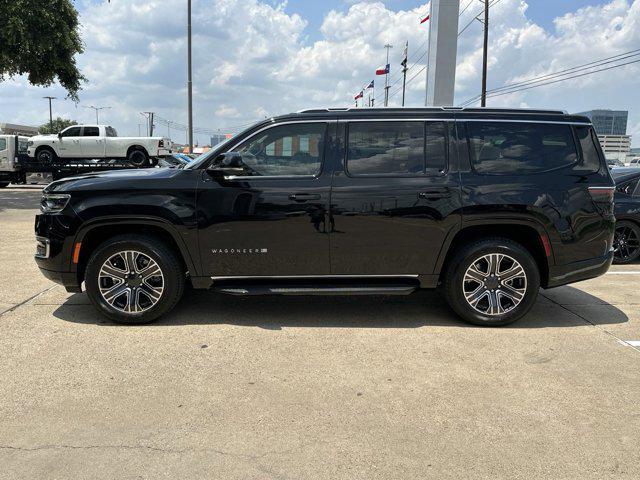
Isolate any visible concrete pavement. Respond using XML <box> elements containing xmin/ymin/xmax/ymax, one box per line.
<box><xmin>0</xmin><ymin>186</ymin><xmax>638</xmax><ymax>479</ymax></box>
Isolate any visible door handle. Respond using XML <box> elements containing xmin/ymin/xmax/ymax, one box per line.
<box><xmin>289</xmin><ymin>193</ymin><xmax>321</xmax><ymax>202</ymax></box>
<box><xmin>418</xmin><ymin>188</ymin><xmax>451</xmax><ymax>200</ymax></box>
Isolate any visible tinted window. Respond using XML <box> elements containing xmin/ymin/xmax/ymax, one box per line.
<box><xmin>346</xmin><ymin>122</ymin><xmax>446</xmax><ymax>176</ymax></box>
<box><xmin>467</xmin><ymin>122</ymin><xmax>578</xmax><ymax>174</ymax></box>
<box><xmin>616</xmin><ymin>178</ymin><xmax>640</xmax><ymax>196</ymax></box>
<box><xmin>60</xmin><ymin>127</ymin><xmax>81</xmax><ymax>137</ymax></box>
<box><xmin>0</xmin><ymin>138</ymin><xmax>6</xmax><ymax>151</ymax></box>
<box><xmin>106</xmin><ymin>127</ymin><xmax>118</xmax><ymax>137</ymax></box>
<box><xmin>82</xmin><ymin>127</ymin><xmax>99</xmax><ymax>137</ymax></box>
<box><xmin>575</xmin><ymin>125</ymin><xmax>602</xmax><ymax>172</ymax></box>
<box><xmin>234</xmin><ymin>123</ymin><xmax>325</xmax><ymax>176</ymax></box>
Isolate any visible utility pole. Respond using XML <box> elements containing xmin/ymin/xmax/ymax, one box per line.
<box><xmin>187</xmin><ymin>0</ymin><xmax>194</xmax><ymax>154</ymax></box>
<box><xmin>481</xmin><ymin>0</ymin><xmax>489</xmax><ymax>107</ymax></box>
<box><xmin>83</xmin><ymin>105</ymin><xmax>111</xmax><ymax>124</ymax></box>
<box><xmin>401</xmin><ymin>42</ymin><xmax>409</xmax><ymax>107</ymax></box>
<box><xmin>43</xmin><ymin>96</ymin><xmax>56</xmax><ymax>132</ymax></box>
<box><xmin>142</xmin><ymin>112</ymin><xmax>154</xmax><ymax>136</ymax></box>
<box><xmin>383</xmin><ymin>43</ymin><xmax>393</xmax><ymax>107</ymax></box>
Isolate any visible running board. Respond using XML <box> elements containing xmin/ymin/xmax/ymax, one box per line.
<box><xmin>213</xmin><ymin>285</ymin><xmax>417</xmax><ymax>296</ymax></box>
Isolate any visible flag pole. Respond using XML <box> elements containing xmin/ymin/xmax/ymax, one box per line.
<box><xmin>384</xmin><ymin>44</ymin><xmax>393</xmax><ymax>107</ymax></box>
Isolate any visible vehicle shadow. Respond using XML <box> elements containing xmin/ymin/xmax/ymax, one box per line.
<box><xmin>52</xmin><ymin>285</ymin><xmax>628</xmax><ymax>329</ymax></box>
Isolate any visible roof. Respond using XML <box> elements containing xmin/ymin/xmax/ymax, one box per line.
<box><xmin>264</xmin><ymin>106</ymin><xmax>590</xmax><ymax>125</ymax></box>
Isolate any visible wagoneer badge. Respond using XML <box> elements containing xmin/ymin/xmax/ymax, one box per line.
<box><xmin>211</xmin><ymin>248</ymin><xmax>268</xmax><ymax>254</ymax></box>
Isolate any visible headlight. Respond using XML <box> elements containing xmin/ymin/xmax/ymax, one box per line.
<box><xmin>40</xmin><ymin>194</ymin><xmax>71</xmax><ymax>213</ymax></box>
<box><xmin>28</xmin><ymin>140</ymin><xmax>34</xmax><ymax>146</ymax></box>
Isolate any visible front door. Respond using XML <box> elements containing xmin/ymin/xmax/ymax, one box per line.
<box><xmin>58</xmin><ymin>126</ymin><xmax>82</xmax><ymax>157</ymax></box>
<box><xmin>329</xmin><ymin>119</ymin><xmax>462</xmax><ymax>276</ymax></box>
<box><xmin>197</xmin><ymin>121</ymin><xmax>333</xmax><ymax>277</ymax></box>
<box><xmin>79</xmin><ymin>126</ymin><xmax>105</xmax><ymax>158</ymax></box>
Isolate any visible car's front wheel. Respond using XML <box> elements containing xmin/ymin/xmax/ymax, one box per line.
<box><xmin>444</xmin><ymin>238</ymin><xmax>540</xmax><ymax>326</ymax></box>
<box><xmin>36</xmin><ymin>147</ymin><xmax>57</xmax><ymax>165</ymax></box>
<box><xmin>85</xmin><ymin>235</ymin><xmax>185</xmax><ymax>324</ymax></box>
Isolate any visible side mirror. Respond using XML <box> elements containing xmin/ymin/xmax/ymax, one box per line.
<box><xmin>207</xmin><ymin>152</ymin><xmax>246</xmax><ymax>176</ymax></box>
<box><xmin>58</xmin><ymin>133</ymin><xmax>62</xmax><ymax>138</ymax></box>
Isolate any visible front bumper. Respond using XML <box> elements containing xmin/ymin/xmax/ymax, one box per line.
<box><xmin>546</xmin><ymin>250</ymin><xmax>614</xmax><ymax>288</ymax></box>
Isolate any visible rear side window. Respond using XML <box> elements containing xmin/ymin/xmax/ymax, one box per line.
<box><xmin>346</xmin><ymin>121</ymin><xmax>446</xmax><ymax>176</ymax></box>
<box><xmin>467</xmin><ymin>122</ymin><xmax>578</xmax><ymax>174</ymax></box>
<box><xmin>82</xmin><ymin>127</ymin><xmax>99</xmax><ymax>137</ymax></box>
<box><xmin>616</xmin><ymin>178</ymin><xmax>640</xmax><ymax>196</ymax></box>
<box><xmin>574</xmin><ymin>125</ymin><xmax>602</xmax><ymax>172</ymax></box>
<box><xmin>0</xmin><ymin>138</ymin><xmax>6</xmax><ymax>151</ymax></box>
<box><xmin>106</xmin><ymin>127</ymin><xmax>118</xmax><ymax>137</ymax></box>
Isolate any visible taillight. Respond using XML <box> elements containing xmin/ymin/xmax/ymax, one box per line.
<box><xmin>588</xmin><ymin>186</ymin><xmax>615</xmax><ymax>203</ymax></box>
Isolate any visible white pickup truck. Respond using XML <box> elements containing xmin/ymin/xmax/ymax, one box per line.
<box><xmin>26</xmin><ymin>125</ymin><xmax>171</xmax><ymax>166</ymax></box>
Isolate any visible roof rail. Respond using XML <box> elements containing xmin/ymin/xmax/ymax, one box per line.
<box><xmin>296</xmin><ymin>106</ymin><xmax>567</xmax><ymax>115</ymax></box>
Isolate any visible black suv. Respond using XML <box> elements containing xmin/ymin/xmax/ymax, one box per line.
<box><xmin>35</xmin><ymin>108</ymin><xmax>615</xmax><ymax>326</ymax></box>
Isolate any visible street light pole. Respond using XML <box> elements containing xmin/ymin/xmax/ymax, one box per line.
<box><xmin>187</xmin><ymin>0</ymin><xmax>194</xmax><ymax>154</ymax></box>
<box><xmin>383</xmin><ymin>43</ymin><xmax>393</xmax><ymax>107</ymax></box>
<box><xmin>83</xmin><ymin>105</ymin><xmax>111</xmax><ymax>124</ymax></box>
<box><xmin>43</xmin><ymin>96</ymin><xmax>56</xmax><ymax>132</ymax></box>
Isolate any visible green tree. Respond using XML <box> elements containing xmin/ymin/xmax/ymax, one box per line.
<box><xmin>39</xmin><ymin>117</ymin><xmax>78</xmax><ymax>134</ymax></box>
<box><xmin>0</xmin><ymin>0</ymin><xmax>85</xmax><ymax>101</ymax></box>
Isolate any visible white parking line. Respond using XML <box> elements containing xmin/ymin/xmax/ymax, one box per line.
<box><xmin>626</xmin><ymin>341</ymin><xmax>640</xmax><ymax>347</ymax></box>
<box><xmin>606</xmin><ymin>271</ymin><xmax>640</xmax><ymax>275</ymax></box>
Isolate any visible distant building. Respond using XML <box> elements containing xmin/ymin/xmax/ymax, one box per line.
<box><xmin>0</xmin><ymin>122</ymin><xmax>39</xmax><ymax>136</ymax></box>
<box><xmin>211</xmin><ymin>133</ymin><xmax>233</xmax><ymax>147</ymax></box>
<box><xmin>575</xmin><ymin>110</ymin><xmax>631</xmax><ymax>163</ymax></box>
<box><xmin>576</xmin><ymin>109</ymin><xmax>628</xmax><ymax>135</ymax></box>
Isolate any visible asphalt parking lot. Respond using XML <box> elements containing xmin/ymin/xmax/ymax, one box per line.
<box><xmin>0</xmin><ymin>185</ymin><xmax>639</xmax><ymax>479</ymax></box>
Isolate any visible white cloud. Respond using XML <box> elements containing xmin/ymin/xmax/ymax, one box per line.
<box><xmin>0</xmin><ymin>0</ymin><xmax>639</xmax><ymax>146</ymax></box>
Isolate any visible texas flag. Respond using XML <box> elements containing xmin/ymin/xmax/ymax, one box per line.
<box><xmin>366</xmin><ymin>80</ymin><xmax>374</xmax><ymax>89</ymax></box>
<box><xmin>354</xmin><ymin>91</ymin><xmax>364</xmax><ymax>100</ymax></box>
<box><xmin>420</xmin><ymin>14</ymin><xmax>430</xmax><ymax>24</ymax></box>
<box><xmin>376</xmin><ymin>64</ymin><xmax>390</xmax><ymax>75</ymax></box>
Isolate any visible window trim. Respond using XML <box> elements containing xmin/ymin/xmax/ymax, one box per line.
<box><xmin>222</xmin><ymin>120</ymin><xmax>329</xmax><ymax>180</ymax></box>
<box><xmin>464</xmin><ymin>120</ymin><xmax>581</xmax><ymax>176</ymax></box>
<box><xmin>343</xmin><ymin>120</ymin><xmax>449</xmax><ymax>178</ymax></box>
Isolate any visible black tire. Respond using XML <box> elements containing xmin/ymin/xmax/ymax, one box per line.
<box><xmin>613</xmin><ymin>220</ymin><xmax>640</xmax><ymax>264</ymax></box>
<box><xmin>85</xmin><ymin>234</ymin><xmax>185</xmax><ymax>324</ymax></box>
<box><xmin>127</xmin><ymin>148</ymin><xmax>149</xmax><ymax>167</ymax></box>
<box><xmin>443</xmin><ymin>238</ymin><xmax>540</xmax><ymax>327</ymax></box>
<box><xmin>0</xmin><ymin>182</ymin><xmax>9</xmax><ymax>188</ymax></box>
<box><xmin>36</xmin><ymin>147</ymin><xmax>57</xmax><ymax>165</ymax></box>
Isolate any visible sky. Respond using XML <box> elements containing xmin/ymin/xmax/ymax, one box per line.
<box><xmin>1</xmin><ymin>0</ymin><xmax>639</xmax><ymax>146</ymax></box>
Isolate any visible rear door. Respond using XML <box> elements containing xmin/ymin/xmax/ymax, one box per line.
<box><xmin>79</xmin><ymin>126</ymin><xmax>105</xmax><ymax>158</ymax></box>
<box><xmin>329</xmin><ymin>117</ymin><xmax>462</xmax><ymax>276</ymax></box>
<box><xmin>197</xmin><ymin>120</ymin><xmax>334</xmax><ymax>277</ymax></box>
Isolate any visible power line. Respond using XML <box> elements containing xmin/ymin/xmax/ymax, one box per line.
<box><xmin>460</xmin><ymin>48</ymin><xmax>640</xmax><ymax>106</ymax></box>
<box><xmin>458</xmin><ymin>0</ymin><xmax>504</xmax><ymax>37</ymax></box>
<box><xmin>459</xmin><ymin>56</ymin><xmax>640</xmax><ymax>106</ymax></box>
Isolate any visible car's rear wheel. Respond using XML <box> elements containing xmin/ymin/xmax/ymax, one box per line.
<box><xmin>85</xmin><ymin>235</ymin><xmax>185</xmax><ymax>324</ymax></box>
<box><xmin>613</xmin><ymin>221</ymin><xmax>640</xmax><ymax>264</ymax></box>
<box><xmin>444</xmin><ymin>238</ymin><xmax>540</xmax><ymax>326</ymax></box>
<box><xmin>127</xmin><ymin>148</ymin><xmax>149</xmax><ymax>167</ymax></box>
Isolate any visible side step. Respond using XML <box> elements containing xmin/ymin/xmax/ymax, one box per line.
<box><xmin>214</xmin><ymin>284</ymin><xmax>417</xmax><ymax>296</ymax></box>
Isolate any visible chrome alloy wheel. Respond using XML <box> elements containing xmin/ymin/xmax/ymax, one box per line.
<box><xmin>98</xmin><ymin>250</ymin><xmax>164</xmax><ymax>314</ymax></box>
<box><xmin>613</xmin><ymin>225</ymin><xmax>640</xmax><ymax>262</ymax></box>
<box><xmin>463</xmin><ymin>253</ymin><xmax>528</xmax><ymax>316</ymax></box>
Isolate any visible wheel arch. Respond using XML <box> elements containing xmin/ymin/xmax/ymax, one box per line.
<box><xmin>437</xmin><ymin>222</ymin><xmax>551</xmax><ymax>288</ymax></box>
<box><xmin>34</xmin><ymin>144</ymin><xmax>57</xmax><ymax>158</ymax></box>
<box><xmin>72</xmin><ymin>217</ymin><xmax>199</xmax><ymax>285</ymax></box>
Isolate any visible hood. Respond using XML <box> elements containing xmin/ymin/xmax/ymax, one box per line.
<box><xmin>44</xmin><ymin>167</ymin><xmax>186</xmax><ymax>193</ymax></box>
<box><xmin>31</xmin><ymin>134</ymin><xmax>57</xmax><ymax>141</ymax></box>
